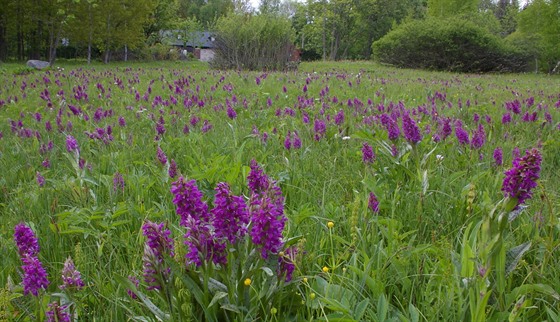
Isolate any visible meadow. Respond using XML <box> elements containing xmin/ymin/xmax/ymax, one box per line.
<box><xmin>0</xmin><ymin>60</ymin><xmax>559</xmax><ymax>321</ymax></box>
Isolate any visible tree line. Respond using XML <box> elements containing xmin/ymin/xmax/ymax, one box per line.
<box><xmin>0</xmin><ymin>0</ymin><xmax>558</xmax><ymax>72</ymax></box>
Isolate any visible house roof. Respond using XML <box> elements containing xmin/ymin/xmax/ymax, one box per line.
<box><xmin>161</xmin><ymin>30</ymin><xmax>216</xmax><ymax>48</ymax></box>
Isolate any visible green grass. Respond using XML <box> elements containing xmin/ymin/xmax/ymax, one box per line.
<box><xmin>0</xmin><ymin>60</ymin><xmax>559</xmax><ymax>321</ymax></box>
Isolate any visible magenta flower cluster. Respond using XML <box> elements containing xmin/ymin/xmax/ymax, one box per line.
<box><xmin>284</xmin><ymin>131</ymin><xmax>302</xmax><ymax>150</ymax></box>
<box><xmin>171</xmin><ymin>177</ymin><xmax>226</xmax><ymax>266</ymax></box>
<box><xmin>142</xmin><ymin>221</ymin><xmax>175</xmax><ymax>290</ymax></box>
<box><xmin>501</xmin><ymin>148</ymin><xmax>542</xmax><ymax>208</ymax></box>
<box><xmin>46</xmin><ymin>302</ymin><xmax>71</xmax><ymax>322</ymax></box>
<box><xmin>60</xmin><ymin>257</ymin><xmax>85</xmax><ymax>290</ymax></box>
<box><xmin>402</xmin><ymin>112</ymin><xmax>422</xmax><ymax>144</ymax></box>
<box><xmin>14</xmin><ymin>223</ymin><xmax>86</xmax><ymax>298</ymax></box>
<box><xmin>278</xmin><ymin>246</ymin><xmax>297</xmax><ymax>282</ymax></box>
<box><xmin>65</xmin><ymin>135</ymin><xmax>79</xmax><ymax>153</ymax></box>
<box><xmin>170</xmin><ymin>160</ymin><xmax>289</xmax><ymax>270</ymax></box>
<box><xmin>361</xmin><ymin>142</ymin><xmax>375</xmax><ymax>164</ymax></box>
<box><xmin>212</xmin><ymin>182</ymin><xmax>249</xmax><ymax>244</ymax></box>
<box><xmin>368</xmin><ymin>192</ymin><xmax>379</xmax><ymax>213</ymax></box>
<box><xmin>14</xmin><ymin>223</ymin><xmax>40</xmax><ymax>257</ymax></box>
<box><xmin>14</xmin><ymin>223</ymin><xmax>49</xmax><ymax>296</ymax></box>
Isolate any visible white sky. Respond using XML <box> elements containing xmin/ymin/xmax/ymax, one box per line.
<box><xmin>247</xmin><ymin>0</ymin><xmax>530</xmax><ymax>12</ymax></box>
<box><xmin>249</xmin><ymin>0</ymin><xmax>260</xmax><ymax>9</ymax></box>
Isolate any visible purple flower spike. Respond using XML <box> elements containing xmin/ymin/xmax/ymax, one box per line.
<box><xmin>21</xmin><ymin>254</ymin><xmax>50</xmax><ymax>296</ymax></box>
<box><xmin>169</xmin><ymin>159</ymin><xmax>177</xmax><ymax>178</ymax></box>
<box><xmin>118</xmin><ymin>116</ymin><xmax>126</xmax><ymax>127</ymax></box>
<box><xmin>368</xmin><ymin>192</ymin><xmax>379</xmax><ymax>213</ymax></box>
<box><xmin>284</xmin><ymin>132</ymin><xmax>292</xmax><ymax>150</ymax></box>
<box><xmin>362</xmin><ymin>142</ymin><xmax>375</xmax><ymax>164</ymax></box>
<box><xmin>249</xmin><ymin>192</ymin><xmax>286</xmax><ymax>259</ymax></box>
<box><xmin>402</xmin><ymin>112</ymin><xmax>422</xmax><ymax>144</ymax></box>
<box><xmin>278</xmin><ymin>246</ymin><xmax>298</xmax><ymax>282</ymax></box>
<box><xmin>142</xmin><ymin>221</ymin><xmax>174</xmax><ymax>290</ymax></box>
<box><xmin>227</xmin><ymin>105</ymin><xmax>237</xmax><ymax>119</ymax></box>
<box><xmin>127</xmin><ymin>275</ymin><xmax>140</xmax><ymax>299</ymax></box>
<box><xmin>247</xmin><ymin>160</ymin><xmax>270</xmax><ymax>194</ymax></box>
<box><xmin>502</xmin><ymin>148</ymin><xmax>542</xmax><ymax>208</ymax></box>
<box><xmin>182</xmin><ymin>216</ymin><xmax>226</xmax><ymax>266</ymax></box>
<box><xmin>46</xmin><ymin>302</ymin><xmax>70</xmax><ymax>322</ymax></box>
<box><xmin>334</xmin><ymin>109</ymin><xmax>345</xmax><ymax>126</ymax></box>
<box><xmin>212</xmin><ymin>182</ymin><xmax>249</xmax><ymax>244</ymax></box>
<box><xmin>313</xmin><ymin>119</ymin><xmax>326</xmax><ymax>141</ymax></box>
<box><xmin>470</xmin><ymin>124</ymin><xmax>486</xmax><ymax>149</ymax></box>
<box><xmin>156</xmin><ymin>147</ymin><xmax>168</xmax><ymax>165</ymax></box>
<box><xmin>493</xmin><ymin>147</ymin><xmax>503</xmax><ymax>166</ymax></box>
<box><xmin>171</xmin><ymin>177</ymin><xmax>211</xmax><ymax>226</ymax></box>
<box><xmin>14</xmin><ymin>223</ymin><xmax>40</xmax><ymax>257</ymax></box>
<box><xmin>36</xmin><ymin>172</ymin><xmax>45</xmax><ymax>187</ymax></box>
<box><xmin>143</xmin><ymin>221</ymin><xmax>175</xmax><ymax>259</ymax></box>
<box><xmin>65</xmin><ymin>135</ymin><xmax>79</xmax><ymax>153</ymax></box>
<box><xmin>246</xmin><ymin>160</ymin><xmax>287</xmax><ymax>259</ymax></box>
<box><xmin>60</xmin><ymin>257</ymin><xmax>84</xmax><ymax>290</ymax></box>
<box><xmin>113</xmin><ymin>172</ymin><xmax>125</xmax><ymax>193</ymax></box>
<box><xmin>454</xmin><ymin>122</ymin><xmax>470</xmax><ymax>145</ymax></box>
<box><xmin>293</xmin><ymin>131</ymin><xmax>302</xmax><ymax>149</ymax></box>
<box><xmin>380</xmin><ymin>114</ymin><xmax>400</xmax><ymax>140</ymax></box>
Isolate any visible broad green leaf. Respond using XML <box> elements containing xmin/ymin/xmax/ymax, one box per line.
<box><xmin>377</xmin><ymin>294</ymin><xmax>388</xmax><ymax>322</ymax></box>
<box><xmin>261</xmin><ymin>266</ymin><xmax>274</xmax><ymax>276</ymax></box>
<box><xmin>208</xmin><ymin>291</ymin><xmax>228</xmax><ymax>308</ymax></box>
<box><xmin>506</xmin><ymin>284</ymin><xmax>560</xmax><ymax>305</ymax></box>
<box><xmin>354</xmin><ymin>299</ymin><xmax>369</xmax><ymax>321</ymax></box>
<box><xmin>505</xmin><ymin>242</ymin><xmax>531</xmax><ymax>275</ymax></box>
<box><xmin>115</xmin><ymin>275</ymin><xmax>169</xmax><ymax>321</ymax></box>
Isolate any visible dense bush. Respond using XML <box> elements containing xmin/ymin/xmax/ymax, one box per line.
<box><xmin>147</xmin><ymin>44</ymin><xmax>181</xmax><ymax>61</ymax></box>
<box><xmin>212</xmin><ymin>13</ymin><xmax>296</xmax><ymax>71</ymax></box>
<box><xmin>372</xmin><ymin>18</ymin><xmax>530</xmax><ymax>73</ymax></box>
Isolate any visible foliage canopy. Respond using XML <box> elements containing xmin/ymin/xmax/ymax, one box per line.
<box><xmin>212</xmin><ymin>13</ymin><xmax>295</xmax><ymax>70</ymax></box>
<box><xmin>372</xmin><ymin>17</ymin><xmax>529</xmax><ymax>72</ymax></box>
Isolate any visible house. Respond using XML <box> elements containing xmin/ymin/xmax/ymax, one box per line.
<box><xmin>161</xmin><ymin>30</ymin><xmax>216</xmax><ymax>62</ymax></box>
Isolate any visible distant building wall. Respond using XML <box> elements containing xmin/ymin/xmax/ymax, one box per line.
<box><xmin>199</xmin><ymin>49</ymin><xmax>215</xmax><ymax>62</ymax></box>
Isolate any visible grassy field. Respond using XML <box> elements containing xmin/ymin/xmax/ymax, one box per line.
<box><xmin>1</xmin><ymin>60</ymin><xmax>559</xmax><ymax>321</ymax></box>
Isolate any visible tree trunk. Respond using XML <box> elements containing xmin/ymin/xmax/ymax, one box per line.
<box><xmin>124</xmin><ymin>44</ymin><xmax>128</xmax><ymax>62</ymax></box>
<box><xmin>87</xmin><ymin>5</ymin><xmax>93</xmax><ymax>64</ymax></box>
<box><xmin>0</xmin><ymin>15</ymin><xmax>7</xmax><ymax>61</ymax></box>
<box><xmin>322</xmin><ymin>6</ymin><xmax>326</xmax><ymax>61</ymax></box>
<box><xmin>87</xmin><ymin>42</ymin><xmax>92</xmax><ymax>64</ymax></box>
<box><xmin>551</xmin><ymin>61</ymin><xmax>560</xmax><ymax>74</ymax></box>
<box><xmin>104</xmin><ymin>49</ymin><xmax>110</xmax><ymax>64</ymax></box>
<box><xmin>15</xmin><ymin>1</ymin><xmax>24</xmax><ymax>61</ymax></box>
<box><xmin>49</xmin><ymin>26</ymin><xmax>62</xmax><ymax>65</ymax></box>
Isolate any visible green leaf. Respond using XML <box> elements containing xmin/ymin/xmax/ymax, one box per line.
<box><xmin>261</xmin><ymin>266</ymin><xmax>274</xmax><ymax>276</ymax></box>
<box><xmin>507</xmin><ymin>205</ymin><xmax>527</xmax><ymax>222</ymax></box>
<box><xmin>220</xmin><ymin>304</ymin><xmax>242</xmax><ymax>313</ymax></box>
<box><xmin>505</xmin><ymin>284</ymin><xmax>560</xmax><ymax>305</ymax></box>
<box><xmin>353</xmin><ymin>299</ymin><xmax>369</xmax><ymax>321</ymax></box>
<box><xmin>545</xmin><ymin>307</ymin><xmax>559</xmax><ymax>321</ymax></box>
<box><xmin>505</xmin><ymin>242</ymin><xmax>531</xmax><ymax>275</ymax></box>
<box><xmin>460</xmin><ymin>223</ymin><xmax>475</xmax><ymax>277</ymax></box>
<box><xmin>320</xmin><ymin>297</ymin><xmax>352</xmax><ymax>315</ymax></box>
<box><xmin>495</xmin><ymin>239</ymin><xmax>506</xmax><ymax>295</ymax></box>
<box><xmin>115</xmin><ymin>275</ymin><xmax>169</xmax><ymax>321</ymax></box>
<box><xmin>475</xmin><ymin>290</ymin><xmax>492</xmax><ymax>322</ymax></box>
<box><xmin>208</xmin><ymin>278</ymin><xmax>228</xmax><ymax>293</ymax></box>
<box><xmin>377</xmin><ymin>294</ymin><xmax>388</xmax><ymax>322</ymax></box>
<box><xmin>208</xmin><ymin>291</ymin><xmax>228</xmax><ymax>308</ymax></box>
<box><xmin>408</xmin><ymin>303</ymin><xmax>420</xmax><ymax>322</ymax></box>
<box><xmin>166</xmin><ymin>259</ymin><xmax>215</xmax><ymax>320</ymax></box>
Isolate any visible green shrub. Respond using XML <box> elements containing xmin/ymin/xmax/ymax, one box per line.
<box><xmin>145</xmin><ymin>43</ymin><xmax>180</xmax><ymax>61</ymax></box>
<box><xmin>372</xmin><ymin>18</ymin><xmax>529</xmax><ymax>73</ymax></box>
<box><xmin>212</xmin><ymin>13</ymin><xmax>296</xmax><ymax>71</ymax></box>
